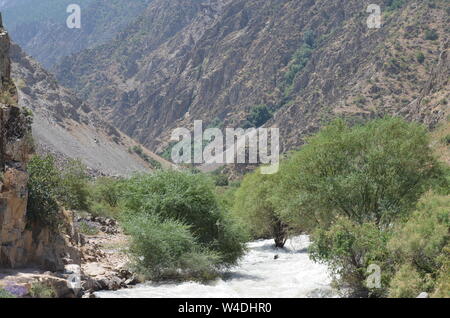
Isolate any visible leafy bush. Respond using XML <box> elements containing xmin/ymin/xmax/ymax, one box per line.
<box><xmin>60</xmin><ymin>159</ymin><xmax>90</xmax><ymax>211</ymax></box>
<box><xmin>120</xmin><ymin>170</ymin><xmax>246</xmax><ymax>277</ymax></box>
<box><xmin>271</xmin><ymin>117</ymin><xmax>446</xmax><ymax>296</ymax></box>
<box><xmin>388</xmin><ymin>264</ymin><xmax>423</xmax><ymax>298</ymax></box>
<box><xmin>207</xmin><ymin>117</ymin><xmax>224</xmax><ymax>129</ymax></box>
<box><xmin>92</xmin><ymin>177</ymin><xmax>122</xmax><ymax>207</ymax></box>
<box><xmin>213</xmin><ymin>173</ymin><xmax>229</xmax><ymax>186</ymax></box>
<box><xmin>0</xmin><ymin>288</ymin><xmax>16</xmax><ymax>298</ymax></box>
<box><xmin>233</xmin><ymin>168</ymin><xmax>288</xmax><ymax>247</ymax></box>
<box><xmin>123</xmin><ymin>214</ymin><xmax>220</xmax><ymax>281</ymax></box>
<box><xmin>243</xmin><ymin>105</ymin><xmax>272</xmax><ymax>128</ymax></box>
<box><xmin>309</xmin><ymin>218</ymin><xmax>393</xmax><ymax>297</ymax></box>
<box><xmin>388</xmin><ymin>193</ymin><xmax>449</xmax><ymax>271</ymax></box>
<box><xmin>432</xmin><ymin>244</ymin><xmax>450</xmax><ymax>298</ymax></box>
<box><xmin>131</xmin><ymin>145</ymin><xmax>162</xmax><ymax>169</ymax></box>
<box><xmin>284</xmin><ymin>44</ymin><xmax>314</xmax><ymax>87</ymax></box>
<box><xmin>387</xmin><ymin>193</ymin><xmax>449</xmax><ymax>297</ymax></box>
<box><xmin>386</xmin><ymin>0</ymin><xmax>405</xmax><ymax>11</ymax></box>
<box><xmin>303</xmin><ymin>30</ymin><xmax>316</xmax><ymax>47</ymax></box>
<box><xmin>416</xmin><ymin>52</ymin><xmax>425</xmax><ymax>64</ymax></box>
<box><xmin>281</xmin><ymin>30</ymin><xmax>316</xmax><ymax>97</ymax></box>
<box><xmin>29</xmin><ymin>282</ymin><xmax>56</xmax><ymax>298</ymax></box>
<box><xmin>27</xmin><ymin>155</ymin><xmax>63</xmax><ymax>227</ymax></box>
<box><xmin>87</xmin><ymin>177</ymin><xmax>123</xmax><ymax>218</ymax></box>
<box><xmin>210</xmin><ymin>169</ymin><xmax>229</xmax><ymax>187</ymax></box>
<box><xmin>27</xmin><ymin>156</ymin><xmax>91</xmax><ymax>227</ymax></box>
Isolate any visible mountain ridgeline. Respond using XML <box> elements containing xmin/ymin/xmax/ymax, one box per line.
<box><xmin>50</xmin><ymin>0</ymin><xmax>449</xmax><ymax>154</ymax></box>
<box><xmin>0</xmin><ymin>0</ymin><xmax>153</xmax><ymax>68</ymax></box>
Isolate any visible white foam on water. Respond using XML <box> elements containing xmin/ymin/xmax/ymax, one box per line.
<box><xmin>95</xmin><ymin>235</ymin><xmax>336</xmax><ymax>298</ymax></box>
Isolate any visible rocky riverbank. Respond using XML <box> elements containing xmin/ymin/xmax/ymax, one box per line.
<box><xmin>77</xmin><ymin>215</ymin><xmax>141</xmax><ymax>298</ymax></box>
<box><xmin>0</xmin><ymin>215</ymin><xmax>140</xmax><ymax>298</ymax></box>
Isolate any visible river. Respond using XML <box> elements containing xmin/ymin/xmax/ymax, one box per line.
<box><xmin>95</xmin><ymin>235</ymin><xmax>336</xmax><ymax>298</ymax></box>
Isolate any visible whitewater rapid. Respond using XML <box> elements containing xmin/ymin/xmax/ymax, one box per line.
<box><xmin>96</xmin><ymin>235</ymin><xmax>336</xmax><ymax>298</ymax></box>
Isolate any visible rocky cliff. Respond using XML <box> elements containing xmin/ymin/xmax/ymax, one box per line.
<box><xmin>54</xmin><ymin>0</ymin><xmax>449</xmax><ymax>154</ymax></box>
<box><xmin>0</xmin><ymin>19</ymin><xmax>80</xmax><ymax>271</ymax></box>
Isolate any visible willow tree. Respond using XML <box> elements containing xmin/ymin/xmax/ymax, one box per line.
<box><xmin>232</xmin><ymin>168</ymin><xmax>288</xmax><ymax>247</ymax></box>
<box><xmin>276</xmin><ymin>117</ymin><xmax>442</xmax><ymax>230</ymax></box>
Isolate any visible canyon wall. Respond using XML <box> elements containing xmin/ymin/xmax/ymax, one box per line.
<box><xmin>0</xmin><ymin>19</ymin><xmax>80</xmax><ymax>271</ymax></box>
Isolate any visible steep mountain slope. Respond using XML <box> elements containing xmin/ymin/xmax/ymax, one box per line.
<box><xmin>10</xmin><ymin>42</ymin><xmax>171</xmax><ymax>176</ymax></box>
<box><xmin>0</xmin><ymin>0</ymin><xmax>152</xmax><ymax>67</ymax></box>
<box><xmin>54</xmin><ymin>0</ymin><xmax>449</xmax><ymax>155</ymax></box>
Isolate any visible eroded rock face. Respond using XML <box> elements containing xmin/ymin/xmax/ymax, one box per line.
<box><xmin>0</xmin><ymin>19</ymin><xmax>81</xmax><ymax>271</ymax></box>
<box><xmin>0</xmin><ymin>23</ymin><xmax>32</xmax><ymax>266</ymax></box>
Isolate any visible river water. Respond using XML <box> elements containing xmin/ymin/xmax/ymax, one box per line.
<box><xmin>96</xmin><ymin>235</ymin><xmax>336</xmax><ymax>298</ymax></box>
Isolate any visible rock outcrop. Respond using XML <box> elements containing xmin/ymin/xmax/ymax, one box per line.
<box><xmin>0</xmin><ymin>16</ymin><xmax>32</xmax><ymax>269</ymax></box>
<box><xmin>0</xmin><ymin>17</ymin><xmax>80</xmax><ymax>271</ymax></box>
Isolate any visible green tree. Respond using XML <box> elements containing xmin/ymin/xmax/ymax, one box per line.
<box><xmin>388</xmin><ymin>264</ymin><xmax>423</xmax><ymax>298</ymax></box>
<box><xmin>233</xmin><ymin>168</ymin><xmax>288</xmax><ymax>247</ymax></box>
<box><xmin>87</xmin><ymin>177</ymin><xmax>124</xmax><ymax>218</ymax></box>
<box><xmin>28</xmin><ymin>155</ymin><xmax>91</xmax><ymax>227</ymax></box>
<box><xmin>276</xmin><ymin>117</ymin><xmax>441</xmax><ymax>230</ymax></box>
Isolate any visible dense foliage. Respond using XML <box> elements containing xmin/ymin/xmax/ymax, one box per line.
<box><xmin>388</xmin><ymin>193</ymin><xmax>449</xmax><ymax>297</ymax></box>
<box><xmin>309</xmin><ymin>218</ymin><xmax>393</xmax><ymax>297</ymax></box>
<box><xmin>243</xmin><ymin>105</ymin><xmax>273</xmax><ymax>128</ymax></box>
<box><xmin>27</xmin><ymin>155</ymin><xmax>63</xmax><ymax>227</ymax></box>
<box><xmin>87</xmin><ymin>177</ymin><xmax>123</xmax><ymax>218</ymax></box>
<box><xmin>27</xmin><ymin>158</ymin><xmax>246</xmax><ymax>281</ymax></box>
<box><xmin>120</xmin><ymin>170</ymin><xmax>246</xmax><ymax>280</ymax></box>
<box><xmin>232</xmin><ymin>168</ymin><xmax>288</xmax><ymax>247</ymax></box>
<box><xmin>27</xmin><ymin>156</ymin><xmax>90</xmax><ymax>227</ymax></box>
<box><xmin>123</xmin><ymin>213</ymin><xmax>221</xmax><ymax>281</ymax></box>
<box><xmin>276</xmin><ymin>117</ymin><xmax>441</xmax><ymax>230</ymax></box>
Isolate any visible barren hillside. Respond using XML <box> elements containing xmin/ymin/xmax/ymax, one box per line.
<box><xmin>10</xmin><ymin>43</ymin><xmax>171</xmax><ymax>176</ymax></box>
